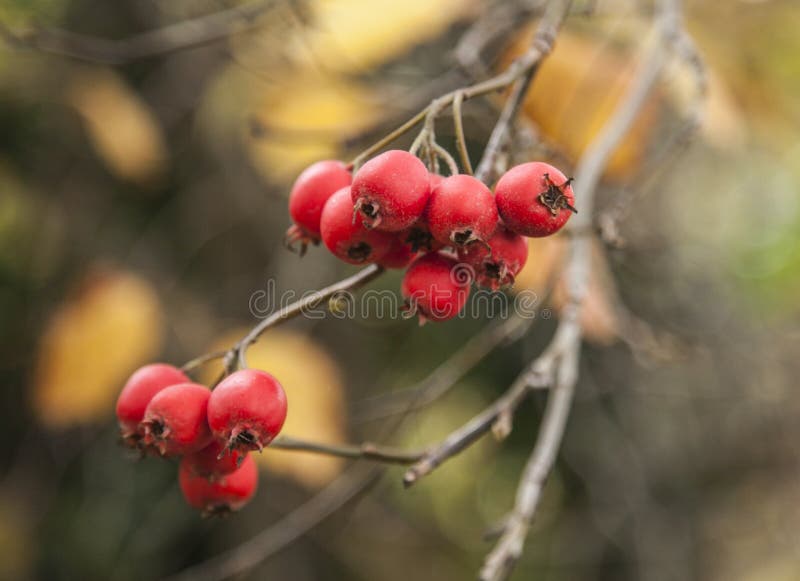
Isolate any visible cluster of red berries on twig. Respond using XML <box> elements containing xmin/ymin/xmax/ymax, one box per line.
<box><xmin>286</xmin><ymin>150</ymin><xmax>576</xmax><ymax>323</ymax></box>
<box><xmin>115</xmin><ymin>364</ymin><xmax>288</xmax><ymax>516</ymax></box>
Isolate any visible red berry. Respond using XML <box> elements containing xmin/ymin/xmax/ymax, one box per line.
<box><xmin>320</xmin><ymin>186</ymin><xmax>394</xmax><ymax>264</ymax></box>
<box><xmin>429</xmin><ymin>172</ymin><xmax>444</xmax><ymax>190</ymax></box>
<box><xmin>140</xmin><ymin>383</ymin><xmax>213</xmax><ymax>457</ymax></box>
<box><xmin>458</xmin><ymin>226</ymin><xmax>529</xmax><ymax>290</ymax></box>
<box><xmin>207</xmin><ymin>369</ymin><xmax>287</xmax><ymax>454</ymax></box>
<box><xmin>285</xmin><ymin>160</ymin><xmax>352</xmax><ymax>254</ymax></box>
<box><xmin>495</xmin><ymin>162</ymin><xmax>577</xmax><ymax>237</ymax></box>
<box><xmin>351</xmin><ymin>150</ymin><xmax>430</xmax><ymax>231</ymax></box>
<box><xmin>426</xmin><ymin>174</ymin><xmax>498</xmax><ymax>247</ymax></box>
<box><xmin>183</xmin><ymin>441</ymin><xmax>245</xmax><ymax>480</ymax></box>
<box><xmin>179</xmin><ymin>453</ymin><xmax>258</xmax><ymax>515</ymax></box>
<box><xmin>116</xmin><ymin>363</ymin><xmax>189</xmax><ymax>448</ymax></box>
<box><xmin>378</xmin><ymin>232</ymin><xmax>418</xmax><ymax>269</ymax></box>
<box><xmin>401</xmin><ymin>251</ymin><xmax>471</xmax><ymax>324</ymax></box>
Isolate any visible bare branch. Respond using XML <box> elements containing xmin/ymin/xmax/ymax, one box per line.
<box><xmin>473</xmin><ymin>0</ymin><xmax>574</xmax><ymax>183</ymax></box>
<box><xmin>353</xmin><ymin>314</ymin><xmax>533</xmax><ymax>422</ymax></box>
<box><xmin>479</xmin><ymin>344</ymin><xmax>578</xmax><ymax>581</ymax></box>
<box><xmin>402</xmin><ymin>369</ymin><xmax>533</xmax><ymax>487</ymax></box>
<box><xmin>0</xmin><ymin>0</ymin><xmax>283</xmax><ymax>65</ymax></box>
<box><xmin>349</xmin><ymin>0</ymin><xmax>573</xmax><ymax>171</ymax></box>
<box><xmin>233</xmin><ymin>264</ymin><xmax>384</xmax><ymax>372</ymax></box>
<box><xmin>479</xmin><ymin>0</ymin><xmax>700</xmax><ymax>577</ymax></box>
<box><xmin>270</xmin><ymin>435</ymin><xmax>424</xmax><ymax>465</ymax></box>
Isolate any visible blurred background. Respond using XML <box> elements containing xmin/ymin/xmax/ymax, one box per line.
<box><xmin>1</xmin><ymin>0</ymin><xmax>799</xmax><ymax>580</ymax></box>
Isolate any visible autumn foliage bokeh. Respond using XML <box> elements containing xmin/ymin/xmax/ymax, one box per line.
<box><xmin>1</xmin><ymin>1</ymin><xmax>800</xmax><ymax>580</ymax></box>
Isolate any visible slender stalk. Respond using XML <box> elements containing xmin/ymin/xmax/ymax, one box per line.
<box><xmin>270</xmin><ymin>436</ymin><xmax>424</xmax><ymax>464</ymax></box>
<box><xmin>236</xmin><ymin>264</ymin><xmax>384</xmax><ymax>370</ymax></box>
<box><xmin>452</xmin><ymin>91</ymin><xmax>474</xmax><ymax>175</ymax></box>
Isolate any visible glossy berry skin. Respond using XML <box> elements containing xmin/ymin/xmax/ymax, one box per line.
<box><xmin>401</xmin><ymin>252</ymin><xmax>471</xmax><ymax>324</ymax></box>
<box><xmin>285</xmin><ymin>160</ymin><xmax>352</xmax><ymax>253</ymax></box>
<box><xmin>207</xmin><ymin>369</ymin><xmax>287</xmax><ymax>454</ymax></box>
<box><xmin>183</xmin><ymin>440</ymin><xmax>245</xmax><ymax>480</ymax></box>
<box><xmin>378</xmin><ymin>233</ymin><xmax>418</xmax><ymax>269</ymax></box>
<box><xmin>116</xmin><ymin>363</ymin><xmax>189</xmax><ymax>447</ymax></box>
<box><xmin>351</xmin><ymin>150</ymin><xmax>430</xmax><ymax>231</ymax></box>
<box><xmin>495</xmin><ymin>162</ymin><xmax>576</xmax><ymax>237</ymax></box>
<box><xmin>426</xmin><ymin>174</ymin><xmax>498</xmax><ymax>247</ymax></box>
<box><xmin>179</xmin><ymin>453</ymin><xmax>258</xmax><ymax>516</ymax></box>
<box><xmin>320</xmin><ymin>186</ymin><xmax>394</xmax><ymax>264</ymax></box>
<box><xmin>141</xmin><ymin>383</ymin><xmax>213</xmax><ymax>457</ymax></box>
<box><xmin>458</xmin><ymin>226</ymin><xmax>529</xmax><ymax>290</ymax></box>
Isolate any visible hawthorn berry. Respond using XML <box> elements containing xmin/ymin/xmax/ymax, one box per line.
<box><xmin>285</xmin><ymin>160</ymin><xmax>352</xmax><ymax>254</ymax></box>
<box><xmin>116</xmin><ymin>363</ymin><xmax>189</xmax><ymax>447</ymax></box>
<box><xmin>141</xmin><ymin>383</ymin><xmax>213</xmax><ymax>457</ymax></box>
<box><xmin>207</xmin><ymin>369</ymin><xmax>287</xmax><ymax>454</ymax></box>
<box><xmin>495</xmin><ymin>162</ymin><xmax>577</xmax><ymax>237</ymax></box>
<box><xmin>458</xmin><ymin>226</ymin><xmax>529</xmax><ymax>290</ymax></box>
<box><xmin>426</xmin><ymin>174</ymin><xmax>498</xmax><ymax>247</ymax></box>
<box><xmin>183</xmin><ymin>441</ymin><xmax>245</xmax><ymax>480</ymax></box>
<box><xmin>351</xmin><ymin>150</ymin><xmax>430</xmax><ymax>231</ymax></box>
<box><xmin>179</xmin><ymin>453</ymin><xmax>258</xmax><ymax>516</ymax></box>
<box><xmin>401</xmin><ymin>251</ymin><xmax>471</xmax><ymax>324</ymax></box>
<box><xmin>320</xmin><ymin>186</ymin><xmax>394</xmax><ymax>264</ymax></box>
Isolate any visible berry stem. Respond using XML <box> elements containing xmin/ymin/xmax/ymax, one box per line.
<box><xmin>347</xmin><ymin>0</ymin><xmax>572</xmax><ymax>185</ymax></box>
<box><xmin>452</xmin><ymin>90</ymin><xmax>473</xmax><ymax>175</ymax></box>
<box><xmin>231</xmin><ymin>264</ymin><xmax>385</xmax><ymax>373</ymax></box>
<box><xmin>180</xmin><ymin>350</ymin><xmax>228</xmax><ymax>373</ymax></box>
<box><xmin>270</xmin><ymin>436</ymin><xmax>425</xmax><ymax>465</ymax></box>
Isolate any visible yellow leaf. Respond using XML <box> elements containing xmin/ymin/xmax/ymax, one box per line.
<box><xmin>67</xmin><ymin>69</ymin><xmax>168</xmax><ymax>186</ymax></box>
<box><xmin>246</xmin><ymin>71</ymin><xmax>379</xmax><ymax>182</ymax></box>
<box><xmin>34</xmin><ymin>267</ymin><xmax>164</xmax><ymax>427</ymax></box>
<box><xmin>202</xmin><ymin>329</ymin><xmax>347</xmax><ymax>489</ymax></box>
<box><xmin>504</xmin><ymin>30</ymin><xmax>662</xmax><ymax>181</ymax></box>
<box><xmin>298</xmin><ymin>0</ymin><xmax>475</xmax><ymax>73</ymax></box>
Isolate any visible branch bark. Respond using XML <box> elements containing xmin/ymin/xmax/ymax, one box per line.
<box><xmin>479</xmin><ymin>1</ymin><xmax>694</xmax><ymax>578</ymax></box>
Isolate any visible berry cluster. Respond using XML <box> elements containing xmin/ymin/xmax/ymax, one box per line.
<box><xmin>286</xmin><ymin>151</ymin><xmax>576</xmax><ymax>322</ymax></box>
<box><xmin>115</xmin><ymin>364</ymin><xmax>287</xmax><ymax>516</ymax></box>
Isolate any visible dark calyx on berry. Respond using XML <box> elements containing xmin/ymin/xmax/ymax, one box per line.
<box><xmin>347</xmin><ymin>242</ymin><xmax>373</xmax><ymax>262</ymax></box>
<box><xmin>203</xmin><ymin>504</ymin><xmax>235</xmax><ymax>518</ymax></box>
<box><xmin>482</xmin><ymin>260</ymin><xmax>514</xmax><ymax>288</ymax></box>
<box><xmin>283</xmin><ymin>224</ymin><xmax>318</xmax><ymax>257</ymax></box>
<box><xmin>353</xmin><ymin>198</ymin><xmax>381</xmax><ymax>229</ymax></box>
<box><xmin>405</xmin><ymin>227</ymin><xmax>434</xmax><ymax>252</ymax></box>
<box><xmin>538</xmin><ymin>174</ymin><xmax>578</xmax><ymax>216</ymax></box>
<box><xmin>451</xmin><ymin>228</ymin><xmax>474</xmax><ymax>246</ymax></box>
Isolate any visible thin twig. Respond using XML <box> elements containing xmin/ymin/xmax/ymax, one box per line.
<box><xmin>348</xmin><ymin>0</ymin><xmax>573</xmax><ymax>173</ymax></box>
<box><xmin>479</xmin><ymin>1</ymin><xmax>689</xmax><ymax>577</ymax></box>
<box><xmin>353</xmin><ymin>314</ymin><xmax>533</xmax><ymax>422</ymax></box>
<box><xmin>452</xmin><ymin>91</ymin><xmax>474</xmax><ymax>174</ymax></box>
<box><xmin>180</xmin><ymin>350</ymin><xmax>228</xmax><ymax>373</ymax></box>
<box><xmin>431</xmin><ymin>141</ymin><xmax>460</xmax><ymax>175</ymax></box>
<box><xmin>0</xmin><ymin>0</ymin><xmax>283</xmax><ymax>65</ymax></box>
<box><xmin>402</xmin><ymin>372</ymin><xmax>533</xmax><ymax>487</ymax></box>
<box><xmin>478</xmin><ymin>344</ymin><xmax>578</xmax><ymax>581</ymax></box>
<box><xmin>235</xmin><ymin>264</ymin><xmax>384</xmax><ymax>371</ymax></box>
<box><xmin>270</xmin><ymin>435</ymin><xmax>424</xmax><ymax>464</ymax></box>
